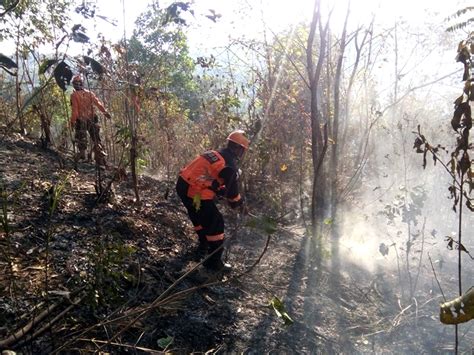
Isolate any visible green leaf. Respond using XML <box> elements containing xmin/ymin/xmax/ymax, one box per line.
<box><xmin>269</xmin><ymin>296</ymin><xmax>294</xmax><ymax>325</ymax></box>
<box><xmin>157</xmin><ymin>336</ymin><xmax>174</xmax><ymax>349</ymax></box>
<box><xmin>0</xmin><ymin>53</ymin><xmax>17</xmax><ymax>69</ymax></box>
<box><xmin>323</xmin><ymin>218</ymin><xmax>333</xmax><ymax>225</ymax></box>
<box><xmin>83</xmin><ymin>56</ymin><xmax>105</xmax><ymax>75</ymax></box>
<box><xmin>114</xmin><ymin>125</ymin><xmax>132</xmax><ymax>143</ymax></box>
<box><xmin>53</xmin><ymin>61</ymin><xmax>72</xmax><ymax>91</ymax></box>
<box><xmin>245</xmin><ymin>215</ymin><xmax>277</xmax><ymax>234</ymax></box>
<box><xmin>39</xmin><ymin>59</ymin><xmax>58</xmax><ymax>75</ymax></box>
<box><xmin>192</xmin><ymin>194</ymin><xmax>201</xmax><ymax>211</ymax></box>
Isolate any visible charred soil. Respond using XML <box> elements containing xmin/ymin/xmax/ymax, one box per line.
<box><xmin>0</xmin><ymin>135</ymin><xmax>465</xmax><ymax>354</ymax></box>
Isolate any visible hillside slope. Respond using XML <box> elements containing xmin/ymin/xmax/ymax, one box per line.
<box><xmin>0</xmin><ymin>135</ymin><xmax>462</xmax><ymax>354</ymax></box>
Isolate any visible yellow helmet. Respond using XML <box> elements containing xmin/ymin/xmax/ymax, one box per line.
<box><xmin>227</xmin><ymin>130</ymin><xmax>249</xmax><ymax>150</ymax></box>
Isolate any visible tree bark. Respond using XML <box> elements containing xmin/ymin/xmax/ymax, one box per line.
<box><xmin>307</xmin><ymin>0</ymin><xmax>329</xmax><ymax>236</ymax></box>
<box><xmin>330</xmin><ymin>4</ymin><xmax>350</xmax><ymax>220</ymax></box>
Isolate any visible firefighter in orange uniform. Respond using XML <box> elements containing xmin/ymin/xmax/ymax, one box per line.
<box><xmin>69</xmin><ymin>74</ymin><xmax>111</xmax><ymax>166</ymax></box>
<box><xmin>176</xmin><ymin>130</ymin><xmax>249</xmax><ymax>271</ymax></box>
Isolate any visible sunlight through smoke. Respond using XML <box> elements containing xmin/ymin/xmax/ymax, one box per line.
<box><xmin>338</xmin><ymin>214</ymin><xmax>390</xmax><ymax>273</ymax></box>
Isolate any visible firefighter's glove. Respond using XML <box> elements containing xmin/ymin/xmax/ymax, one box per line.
<box><xmin>211</xmin><ymin>180</ymin><xmax>227</xmax><ymax>197</ymax></box>
<box><xmin>104</xmin><ymin>112</ymin><xmax>111</xmax><ymax>119</ymax></box>
<box><xmin>216</xmin><ymin>186</ymin><xmax>227</xmax><ymax>197</ymax></box>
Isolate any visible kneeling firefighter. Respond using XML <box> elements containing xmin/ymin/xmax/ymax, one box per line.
<box><xmin>176</xmin><ymin>130</ymin><xmax>249</xmax><ymax>271</ymax></box>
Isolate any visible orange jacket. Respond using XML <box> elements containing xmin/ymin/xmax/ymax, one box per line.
<box><xmin>179</xmin><ymin>149</ymin><xmax>243</xmax><ymax>203</ymax></box>
<box><xmin>70</xmin><ymin>89</ymin><xmax>107</xmax><ymax>125</ymax></box>
<box><xmin>180</xmin><ymin>150</ymin><xmax>226</xmax><ymax>200</ymax></box>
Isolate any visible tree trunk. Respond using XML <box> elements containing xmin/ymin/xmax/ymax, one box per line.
<box><xmin>128</xmin><ymin>85</ymin><xmax>140</xmax><ymax>202</ymax></box>
<box><xmin>307</xmin><ymin>0</ymin><xmax>329</xmax><ymax>236</ymax></box>
<box><xmin>330</xmin><ymin>5</ymin><xmax>350</xmax><ymax>221</ymax></box>
<box><xmin>34</xmin><ymin>105</ymin><xmax>52</xmax><ymax>148</ymax></box>
<box><xmin>15</xmin><ymin>33</ymin><xmax>25</xmax><ymax>135</ymax></box>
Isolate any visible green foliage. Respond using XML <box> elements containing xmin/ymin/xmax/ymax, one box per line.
<box><xmin>0</xmin><ymin>0</ymin><xmax>72</xmax><ymax>48</ymax></box>
<box><xmin>157</xmin><ymin>335</ymin><xmax>174</xmax><ymax>350</ymax></box>
<box><xmin>114</xmin><ymin>125</ymin><xmax>133</xmax><ymax>151</ymax></box>
<box><xmin>38</xmin><ymin>59</ymin><xmax>57</xmax><ymax>75</ymax></box>
<box><xmin>86</xmin><ymin>237</ymin><xmax>136</xmax><ymax>308</ymax></box>
<box><xmin>47</xmin><ymin>176</ymin><xmax>68</xmax><ymax>217</ymax></box>
<box><xmin>129</xmin><ymin>3</ymin><xmax>199</xmax><ymax>115</ymax></box>
<box><xmin>0</xmin><ymin>0</ymin><xmax>74</xmax><ymax>134</ymax></box>
<box><xmin>246</xmin><ymin>215</ymin><xmax>278</xmax><ymax>234</ymax></box>
<box><xmin>136</xmin><ymin>157</ymin><xmax>147</xmax><ymax>172</ymax></box>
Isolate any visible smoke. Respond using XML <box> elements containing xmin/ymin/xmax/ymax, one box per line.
<box><xmin>338</xmin><ymin>208</ymin><xmax>391</xmax><ymax>273</ymax></box>
<box><xmin>335</xmin><ymin>141</ymin><xmax>474</xmax><ymax>298</ymax></box>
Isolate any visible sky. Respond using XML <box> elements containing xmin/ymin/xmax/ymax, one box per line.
<box><xmin>0</xmin><ymin>0</ymin><xmax>468</xmax><ymax>56</ymax></box>
<box><xmin>90</xmin><ymin>0</ymin><xmax>315</xmax><ymax>52</ymax></box>
<box><xmin>96</xmin><ymin>0</ymin><xmax>466</xmax><ymax>47</ymax></box>
<box><xmin>82</xmin><ymin>0</ymin><xmax>469</xmax><ymax>63</ymax></box>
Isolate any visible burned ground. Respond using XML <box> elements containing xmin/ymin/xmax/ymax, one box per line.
<box><xmin>0</xmin><ymin>135</ymin><xmax>469</xmax><ymax>354</ymax></box>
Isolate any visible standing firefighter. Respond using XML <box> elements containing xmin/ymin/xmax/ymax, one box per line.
<box><xmin>69</xmin><ymin>74</ymin><xmax>111</xmax><ymax>166</ymax></box>
<box><xmin>176</xmin><ymin>130</ymin><xmax>249</xmax><ymax>271</ymax></box>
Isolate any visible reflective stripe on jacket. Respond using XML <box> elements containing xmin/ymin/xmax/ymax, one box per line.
<box><xmin>179</xmin><ymin>150</ymin><xmax>226</xmax><ymax>200</ymax></box>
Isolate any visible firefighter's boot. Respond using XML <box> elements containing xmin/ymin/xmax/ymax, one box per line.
<box><xmin>192</xmin><ymin>232</ymin><xmax>208</xmax><ymax>261</ymax></box>
<box><xmin>203</xmin><ymin>240</ymin><xmax>231</xmax><ymax>272</ymax></box>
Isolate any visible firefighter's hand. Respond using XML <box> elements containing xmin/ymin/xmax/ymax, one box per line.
<box><xmin>104</xmin><ymin>112</ymin><xmax>111</xmax><ymax>119</ymax></box>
